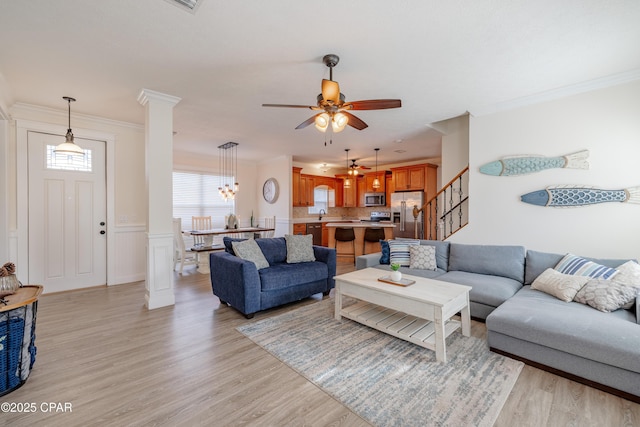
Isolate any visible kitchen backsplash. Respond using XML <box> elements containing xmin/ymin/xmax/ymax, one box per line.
<box><xmin>292</xmin><ymin>206</ymin><xmax>388</xmax><ymax>219</ymax></box>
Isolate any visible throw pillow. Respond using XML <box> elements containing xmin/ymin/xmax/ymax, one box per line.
<box><xmin>409</xmin><ymin>245</ymin><xmax>437</xmax><ymax>270</ymax></box>
<box><xmin>573</xmin><ymin>278</ymin><xmax>639</xmax><ymax>312</ymax></box>
<box><xmin>554</xmin><ymin>253</ymin><xmax>618</xmax><ymax>279</ymax></box>
<box><xmin>388</xmin><ymin>239</ymin><xmax>420</xmax><ymax>267</ymax></box>
<box><xmin>531</xmin><ymin>268</ymin><xmax>590</xmax><ymax>302</ymax></box>
<box><xmin>611</xmin><ymin>261</ymin><xmax>640</xmax><ymax>309</ymax></box>
<box><xmin>285</xmin><ymin>234</ymin><xmax>315</xmax><ymax>263</ymax></box>
<box><xmin>231</xmin><ymin>239</ymin><xmax>269</xmax><ymax>270</ymax></box>
<box><xmin>379</xmin><ymin>239</ymin><xmax>390</xmax><ymax>265</ymax></box>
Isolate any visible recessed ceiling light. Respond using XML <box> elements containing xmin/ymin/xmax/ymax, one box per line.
<box><xmin>394</xmin><ymin>139</ymin><xmax>403</xmax><ymax>143</ymax></box>
<box><xmin>394</xmin><ymin>149</ymin><xmax>406</xmax><ymax>154</ymax></box>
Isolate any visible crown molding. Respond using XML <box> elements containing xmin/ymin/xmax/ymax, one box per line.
<box><xmin>469</xmin><ymin>68</ymin><xmax>640</xmax><ymax>117</ymax></box>
<box><xmin>9</xmin><ymin>102</ymin><xmax>143</xmax><ymax>130</ymax></box>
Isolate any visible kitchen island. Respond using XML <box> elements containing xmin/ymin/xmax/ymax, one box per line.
<box><xmin>326</xmin><ymin>222</ymin><xmax>395</xmax><ymax>261</ymax></box>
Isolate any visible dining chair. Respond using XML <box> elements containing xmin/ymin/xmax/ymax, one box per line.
<box><xmin>173</xmin><ymin>218</ymin><xmax>198</xmax><ymax>274</ymax></box>
<box><xmin>191</xmin><ymin>216</ymin><xmax>213</xmax><ymax>246</ymax></box>
<box><xmin>263</xmin><ymin>216</ymin><xmax>276</xmax><ymax>238</ymax></box>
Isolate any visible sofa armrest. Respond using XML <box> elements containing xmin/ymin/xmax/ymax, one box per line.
<box><xmin>356</xmin><ymin>252</ymin><xmax>382</xmax><ymax>270</ymax></box>
<box><xmin>209</xmin><ymin>252</ymin><xmax>261</xmax><ymax>316</ymax></box>
<box><xmin>313</xmin><ymin>245</ymin><xmax>337</xmax><ymax>289</ymax></box>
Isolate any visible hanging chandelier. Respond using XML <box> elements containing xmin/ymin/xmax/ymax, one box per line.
<box><xmin>218</xmin><ymin>142</ymin><xmax>239</xmax><ymax>201</ymax></box>
<box><xmin>343</xmin><ymin>148</ymin><xmax>352</xmax><ymax>189</ymax></box>
<box><xmin>372</xmin><ymin>148</ymin><xmax>381</xmax><ymax>189</ymax></box>
<box><xmin>54</xmin><ymin>96</ymin><xmax>85</xmax><ymax>156</ymax></box>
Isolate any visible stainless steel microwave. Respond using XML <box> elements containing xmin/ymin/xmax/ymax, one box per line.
<box><xmin>364</xmin><ymin>192</ymin><xmax>386</xmax><ymax>207</ymax></box>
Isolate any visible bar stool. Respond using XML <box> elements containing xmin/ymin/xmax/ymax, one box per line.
<box><xmin>335</xmin><ymin>227</ymin><xmax>356</xmax><ymax>264</ymax></box>
<box><xmin>363</xmin><ymin>227</ymin><xmax>386</xmax><ymax>254</ymax></box>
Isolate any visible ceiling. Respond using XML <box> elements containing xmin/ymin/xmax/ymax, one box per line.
<box><xmin>1</xmin><ymin>1</ymin><xmax>639</xmax><ymax>170</ymax></box>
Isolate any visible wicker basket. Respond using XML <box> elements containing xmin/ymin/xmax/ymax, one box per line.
<box><xmin>0</xmin><ymin>304</ymin><xmax>37</xmax><ymax>396</ymax></box>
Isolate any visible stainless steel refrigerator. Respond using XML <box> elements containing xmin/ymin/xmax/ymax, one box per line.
<box><xmin>391</xmin><ymin>191</ymin><xmax>424</xmax><ymax>239</ymax></box>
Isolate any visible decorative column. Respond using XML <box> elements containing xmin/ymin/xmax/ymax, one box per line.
<box><xmin>137</xmin><ymin>89</ymin><xmax>181</xmax><ymax>309</ymax></box>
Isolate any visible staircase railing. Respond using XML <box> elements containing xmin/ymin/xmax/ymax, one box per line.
<box><xmin>413</xmin><ymin>166</ymin><xmax>469</xmax><ymax>240</ymax></box>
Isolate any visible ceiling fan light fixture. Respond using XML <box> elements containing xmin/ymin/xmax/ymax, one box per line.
<box><xmin>314</xmin><ymin>113</ymin><xmax>330</xmax><ymax>132</ymax></box>
<box><xmin>331</xmin><ymin>112</ymin><xmax>348</xmax><ymax>133</ymax></box>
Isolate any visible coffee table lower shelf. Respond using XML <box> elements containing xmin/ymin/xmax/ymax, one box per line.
<box><xmin>340</xmin><ymin>300</ymin><xmax>461</xmax><ymax>352</ymax></box>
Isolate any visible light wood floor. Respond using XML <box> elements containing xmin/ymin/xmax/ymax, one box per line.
<box><xmin>3</xmin><ymin>265</ymin><xmax>639</xmax><ymax>426</ymax></box>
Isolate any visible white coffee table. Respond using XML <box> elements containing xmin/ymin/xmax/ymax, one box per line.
<box><xmin>334</xmin><ymin>268</ymin><xmax>472</xmax><ymax>363</ymax></box>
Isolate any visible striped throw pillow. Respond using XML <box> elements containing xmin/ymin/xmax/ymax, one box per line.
<box><xmin>554</xmin><ymin>253</ymin><xmax>618</xmax><ymax>280</ymax></box>
<box><xmin>388</xmin><ymin>239</ymin><xmax>420</xmax><ymax>267</ymax></box>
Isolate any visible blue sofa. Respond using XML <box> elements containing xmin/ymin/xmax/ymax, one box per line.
<box><xmin>210</xmin><ymin>237</ymin><xmax>336</xmax><ymax>318</ymax></box>
<box><xmin>356</xmin><ymin>240</ymin><xmax>640</xmax><ymax>401</ymax></box>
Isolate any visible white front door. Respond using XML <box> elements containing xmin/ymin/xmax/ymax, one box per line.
<box><xmin>28</xmin><ymin>131</ymin><xmax>107</xmax><ymax>293</ymax></box>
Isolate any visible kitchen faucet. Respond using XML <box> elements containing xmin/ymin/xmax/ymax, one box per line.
<box><xmin>318</xmin><ymin>209</ymin><xmax>326</xmax><ymax>220</ymax></box>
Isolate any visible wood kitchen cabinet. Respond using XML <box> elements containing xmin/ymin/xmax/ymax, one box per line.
<box><xmin>385</xmin><ymin>174</ymin><xmax>393</xmax><ymax>207</ymax></box>
<box><xmin>363</xmin><ymin>171</ymin><xmax>387</xmax><ymax>193</ymax></box>
<box><xmin>293</xmin><ymin>223</ymin><xmax>306</xmax><ymax>235</ymax></box>
<box><xmin>391</xmin><ymin>165</ymin><xmax>426</xmax><ymax>191</ymax></box>
<box><xmin>335</xmin><ymin>174</ymin><xmax>359</xmax><ymax>207</ymax></box>
<box><xmin>357</xmin><ymin>178</ymin><xmax>367</xmax><ymax>207</ymax></box>
<box><xmin>321</xmin><ymin>223</ymin><xmax>329</xmax><ymax>247</ymax></box>
<box><xmin>292</xmin><ymin>167</ymin><xmax>315</xmax><ymax>206</ymax></box>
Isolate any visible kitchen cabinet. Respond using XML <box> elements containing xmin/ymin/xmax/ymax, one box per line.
<box><xmin>292</xmin><ymin>167</ymin><xmax>303</xmax><ymax>206</ymax></box>
<box><xmin>364</xmin><ymin>171</ymin><xmax>387</xmax><ymax>193</ymax></box>
<box><xmin>391</xmin><ymin>165</ymin><xmax>425</xmax><ymax>191</ymax></box>
<box><xmin>336</xmin><ymin>174</ymin><xmax>359</xmax><ymax>207</ymax></box>
<box><xmin>357</xmin><ymin>178</ymin><xmax>367</xmax><ymax>207</ymax></box>
<box><xmin>301</xmin><ymin>175</ymin><xmax>315</xmax><ymax>206</ymax></box>
<box><xmin>321</xmin><ymin>223</ymin><xmax>329</xmax><ymax>247</ymax></box>
<box><xmin>292</xmin><ymin>167</ymin><xmax>315</xmax><ymax>206</ymax></box>
<box><xmin>385</xmin><ymin>175</ymin><xmax>393</xmax><ymax>207</ymax></box>
<box><xmin>293</xmin><ymin>223</ymin><xmax>306</xmax><ymax>235</ymax></box>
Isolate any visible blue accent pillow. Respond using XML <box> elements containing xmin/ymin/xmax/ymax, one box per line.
<box><xmin>379</xmin><ymin>239</ymin><xmax>390</xmax><ymax>264</ymax></box>
<box><xmin>554</xmin><ymin>253</ymin><xmax>619</xmax><ymax>279</ymax></box>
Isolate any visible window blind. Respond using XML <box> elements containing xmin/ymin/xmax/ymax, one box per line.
<box><xmin>173</xmin><ymin>171</ymin><xmax>235</xmax><ymax>231</ymax></box>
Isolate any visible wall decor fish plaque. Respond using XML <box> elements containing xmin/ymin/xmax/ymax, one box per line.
<box><xmin>520</xmin><ymin>185</ymin><xmax>640</xmax><ymax>207</ymax></box>
<box><xmin>480</xmin><ymin>150</ymin><xmax>589</xmax><ymax>176</ymax></box>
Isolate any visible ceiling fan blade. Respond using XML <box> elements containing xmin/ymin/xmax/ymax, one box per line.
<box><xmin>344</xmin><ymin>99</ymin><xmax>402</xmax><ymax>110</ymax></box>
<box><xmin>321</xmin><ymin>79</ymin><xmax>341</xmax><ymax>103</ymax></box>
<box><xmin>262</xmin><ymin>103</ymin><xmax>318</xmax><ymax>109</ymax></box>
<box><xmin>295</xmin><ymin>114</ymin><xmax>319</xmax><ymax>130</ymax></box>
<box><xmin>342</xmin><ymin>111</ymin><xmax>368</xmax><ymax>130</ymax></box>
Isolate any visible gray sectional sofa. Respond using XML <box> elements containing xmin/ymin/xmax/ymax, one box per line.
<box><xmin>356</xmin><ymin>240</ymin><xmax>640</xmax><ymax>402</ymax></box>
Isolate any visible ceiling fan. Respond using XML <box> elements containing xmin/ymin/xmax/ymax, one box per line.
<box><xmin>262</xmin><ymin>54</ymin><xmax>401</xmax><ymax>133</ymax></box>
<box><xmin>348</xmin><ymin>159</ymin><xmax>370</xmax><ymax>175</ymax></box>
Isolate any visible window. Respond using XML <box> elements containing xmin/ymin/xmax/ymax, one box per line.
<box><xmin>308</xmin><ymin>185</ymin><xmax>335</xmax><ymax>214</ymax></box>
<box><xmin>173</xmin><ymin>171</ymin><xmax>235</xmax><ymax>231</ymax></box>
<box><xmin>46</xmin><ymin>145</ymin><xmax>92</xmax><ymax>171</ymax></box>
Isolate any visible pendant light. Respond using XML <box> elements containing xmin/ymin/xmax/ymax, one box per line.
<box><xmin>218</xmin><ymin>142</ymin><xmax>240</xmax><ymax>201</ymax></box>
<box><xmin>54</xmin><ymin>96</ymin><xmax>85</xmax><ymax>156</ymax></box>
<box><xmin>343</xmin><ymin>149</ymin><xmax>352</xmax><ymax>189</ymax></box>
<box><xmin>372</xmin><ymin>148</ymin><xmax>381</xmax><ymax>189</ymax></box>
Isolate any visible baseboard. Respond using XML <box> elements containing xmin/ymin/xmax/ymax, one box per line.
<box><xmin>489</xmin><ymin>347</ymin><xmax>640</xmax><ymax>404</ymax></box>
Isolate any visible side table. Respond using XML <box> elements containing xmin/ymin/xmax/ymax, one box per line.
<box><xmin>0</xmin><ymin>285</ymin><xmax>42</xmax><ymax>396</ymax></box>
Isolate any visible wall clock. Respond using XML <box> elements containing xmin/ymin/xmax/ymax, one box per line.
<box><xmin>262</xmin><ymin>178</ymin><xmax>279</xmax><ymax>204</ymax></box>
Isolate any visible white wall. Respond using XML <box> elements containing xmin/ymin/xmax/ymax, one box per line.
<box><xmin>449</xmin><ymin>80</ymin><xmax>640</xmax><ymax>261</ymax></box>
<box><xmin>256</xmin><ymin>155</ymin><xmax>292</xmax><ymax>236</ymax></box>
<box><xmin>439</xmin><ymin>114</ymin><xmax>469</xmax><ymax>186</ymax></box>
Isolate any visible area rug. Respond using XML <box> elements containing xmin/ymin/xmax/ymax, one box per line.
<box><xmin>237</xmin><ymin>298</ymin><xmax>523</xmax><ymax>427</ymax></box>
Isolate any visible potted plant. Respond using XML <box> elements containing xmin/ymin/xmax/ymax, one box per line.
<box><xmin>390</xmin><ymin>262</ymin><xmax>402</xmax><ymax>282</ymax></box>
